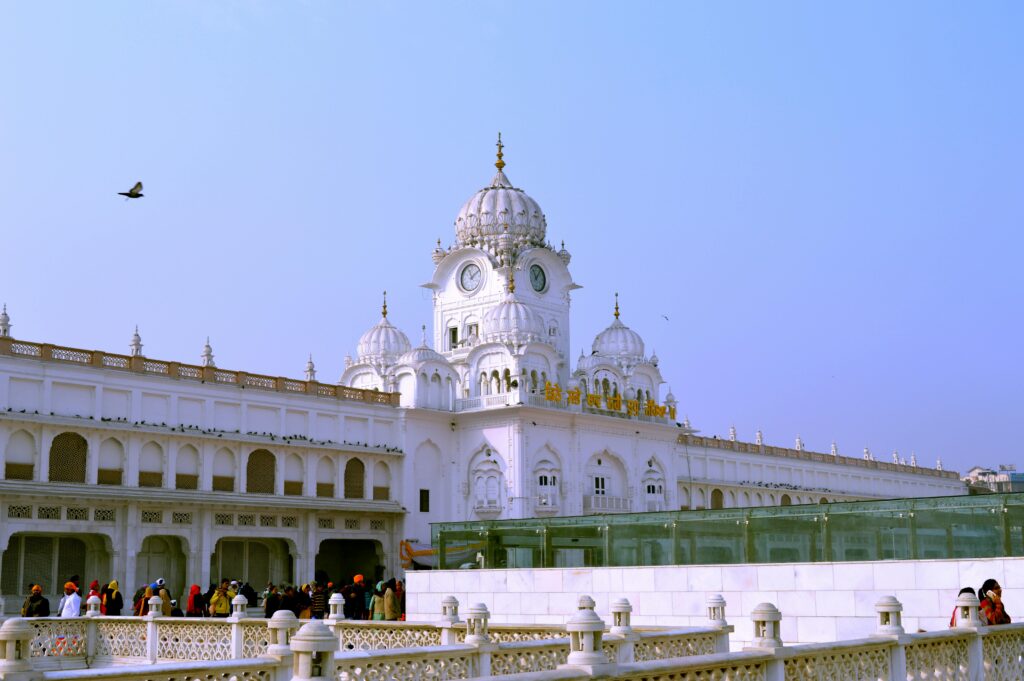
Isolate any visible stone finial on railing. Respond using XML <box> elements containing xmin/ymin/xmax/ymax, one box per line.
<box><xmin>610</xmin><ymin>598</ymin><xmax>633</xmax><ymax>635</ymax></box>
<box><xmin>0</xmin><ymin>617</ymin><xmax>35</xmax><ymax>678</ymax></box>
<box><xmin>268</xmin><ymin>610</ymin><xmax>300</xmax><ymax>656</ymax></box>
<box><xmin>874</xmin><ymin>596</ymin><xmax>904</xmax><ymax>635</ymax></box>
<box><xmin>954</xmin><ymin>592</ymin><xmax>983</xmax><ymax>629</ymax></box>
<box><xmin>464</xmin><ymin>603</ymin><xmax>491</xmax><ymax>645</ymax></box>
<box><xmin>563</xmin><ymin>595</ymin><xmax>609</xmax><ymax>670</ymax></box>
<box><xmin>85</xmin><ymin>595</ymin><xmax>102</xmax><ymax>618</ymax></box>
<box><xmin>747</xmin><ymin>603</ymin><xmax>783</xmax><ymax>650</ymax></box>
<box><xmin>327</xmin><ymin>593</ymin><xmax>344</xmax><ymax>622</ymax></box>
<box><xmin>147</xmin><ymin>595</ymin><xmax>163</xmax><ymax>618</ymax></box>
<box><xmin>289</xmin><ymin>620</ymin><xmax>338</xmax><ymax>681</ymax></box>
<box><xmin>230</xmin><ymin>594</ymin><xmax>248</xmax><ymax>620</ymax></box>
<box><xmin>706</xmin><ymin>594</ymin><xmax>728</xmax><ymax>627</ymax></box>
<box><xmin>440</xmin><ymin>595</ymin><xmax>461</xmax><ymax>623</ymax></box>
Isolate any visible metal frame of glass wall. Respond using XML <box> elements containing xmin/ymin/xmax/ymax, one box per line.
<box><xmin>432</xmin><ymin>493</ymin><xmax>1024</xmax><ymax>570</ymax></box>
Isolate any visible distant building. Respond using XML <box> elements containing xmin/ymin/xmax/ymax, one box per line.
<box><xmin>962</xmin><ymin>465</ymin><xmax>1024</xmax><ymax>493</ymax></box>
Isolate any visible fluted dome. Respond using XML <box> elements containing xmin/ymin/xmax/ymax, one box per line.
<box><xmin>482</xmin><ymin>292</ymin><xmax>544</xmax><ymax>344</ymax></box>
<box><xmin>592</xmin><ymin>318</ymin><xmax>645</xmax><ymax>360</ymax></box>
<box><xmin>357</xmin><ymin>316</ymin><xmax>411</xmax><ymax>363</ymax></box>
<box><xmin>399</xmin><ymin>344</ymin><xmax>449</xmax><ymax>366</ymax></box>
<box><xmin>454</xmin><ymin>168</ymin><xmax>546</xmax><ymax>252</ymax></box>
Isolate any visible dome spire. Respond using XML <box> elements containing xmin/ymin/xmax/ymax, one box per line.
<box><xmin>495</xmin><ymin>132</ymin><xmax>505</xmax><ymax>171</ymax></box>
<box><xmin>507</xmin><ymin>269</ymin><xmax>516</xmax><ymax>294</ymax></box>
<box><xmin>614</xmin><ymin>292</ymin><xmax>620</xmax><ymax>320</ymax></box>
<box><xmin>381</xmin><ymin>290</ymin><xmax>388</xmax><ymax>318</ymax></box>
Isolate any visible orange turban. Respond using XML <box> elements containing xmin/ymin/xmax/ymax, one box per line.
<box><xmin>353</xmin><ymin>574</ymin><xmax>364</xmax><ymax>584</ymax></box>
<box><xmin>64</xmin><ymin>581</ymin><xmax>76</xmax><ymax>590</ymax></box>
<box><xmin>32</xmin><ymin>585</ymin><xmax>42</xmax><ymax>594</ymax></box>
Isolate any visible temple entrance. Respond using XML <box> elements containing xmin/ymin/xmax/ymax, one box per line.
<box><xmin>135</xmin><ymin>536</ymin><xmax>186</xmax><ymax>601</ymax></box>
<box><xmin>315</xmin><ymin>540</ymin><xmax>383</xmax><ymax>586</ymax></box>
<box><xmin>210</xmin><ymin>538</ymin><xmax>293</xmax><ymax>588</ymax></box>
<box><xmin>0</xmin><ymin>533</ymin><xmax>110</xmax><ymax>601</ymax></box>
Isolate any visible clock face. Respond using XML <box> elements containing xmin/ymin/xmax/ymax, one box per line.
<box><xmin>460</xmin><ymin>263</ymin><xmax>482</xmax><ymax>292</ymax></box>
<box><xmin>529</xmin><ymin>264</ymin><xmax>546</xmax><ymax>292</ymax></box>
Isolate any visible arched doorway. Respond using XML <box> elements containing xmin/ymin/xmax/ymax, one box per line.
<box><xmin>0</xmin><ymin>533</ymin><xmax>110</xmax><ymax>601</ymax></box>
<box><xmin>710</xmin><ymin>488</ymin><xmax>725</xmax><ymax>510</ymax></box>
<box><xmin>315</xmin><ymin>539</ymin><xmax>383</xmax><ymax>586</ymax></box>
<box><xmin>136</xmin><ymin>536</ymin><xmax>187</xmax><ymax>602</ymax></box>
<box><xmin>210</xmin><ymin>538</ymin><xmax>293</xmax><ymax>588</ymax></box>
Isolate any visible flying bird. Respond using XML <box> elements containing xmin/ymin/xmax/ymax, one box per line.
<box><xmin>118</xmin><ymin>181</ymin><xmax>144</xmax><ymax>200</ymax></box>
<box><xmin>661</xmin><ymin>314</ymin><xmax>670</xmax><ymax>321</ymax></box>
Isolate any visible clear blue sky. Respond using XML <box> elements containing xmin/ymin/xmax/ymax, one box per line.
<box><xmin>2</xmin><ymin>2</ymin><xmax>1021</xmax><ymax>475</ymax></box>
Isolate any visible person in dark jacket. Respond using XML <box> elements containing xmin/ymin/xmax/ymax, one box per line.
<box><xmin>310</xmin><ymin>582</ymin><xmax>327</xmax><ymax>619</ymax></box>
<box><xmin>279</xmin><ymin>585</ymin><xmax>298</xmax><ymax>617</ymax></box>
<box><xmin>22</xmin><ymin>584</ymin><xmax>50</xmax><ymax>617</ymax></box>
<box><xmin>264</xmin><ymin>584</ymin><xmax>281</xmax><ymax>618</ymax></box>
<box><xmin>240</xmin><ymin>581</ymin><xmax>258</xmax><ymax>608</ymax></box>
<box><xmin>102</xmin><ymin>580</ymin><xmax>124</xmax><ymax>616</ymax></box>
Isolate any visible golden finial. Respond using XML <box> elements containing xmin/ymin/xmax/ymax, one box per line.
<box><xmin>495</xmin><ymin>132</ymin><xmax>505</xmax><ymax>171</ymax></box>
<box><xmin>614</xmin><ymin>292</ymin><xmax>620</xmax><ymax>320</ymax></box>
<box><xmin>508</xmin><ymin>270</ymin><xmax>516</xmax><ymax>294</ymax></box>
<box><xmin>382</xmin><ymin>290</ymin><xmax>388</xmax><ymax>318</ymax></box>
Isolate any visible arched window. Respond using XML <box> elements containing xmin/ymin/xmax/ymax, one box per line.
<box><xmin>138</xmin><ymin>442</ymin><xmax>163</xmax><ymax>488</ymax></box>
<box><xmin>480</xmin><ymin>372</ymin><xmax>489</xmax><ymax>396</ymax></box>
<box><xmin>176</xmin><ymin>445</ymin><xmax>199</xmax><ymax>489</ymax></box>
<box><xmin>469</xmin><ymin>450</ymin><xmax>505</xmax><ymax>514</ymax></box>
<box><xmin>490</xmin><ymin>370</ymin><xmax>501</xmax><ymax>395</ymax></box>
<box><xmin>781</xmin><ymin>494</ymin><xmax>792</xmax><ymax>506</ymax></box>
<box><xmin>246</xmin><ymin>449</ymin><xmax>276</xmax><ymax>494</ymax></box>
<box><xmin>820</xmin><ymin>496</ymin><xmax>829</xmax><ymax>505</ymax></box>
<box><xmin>580</xmin><ymin>378</ymin><xmax>588</xmax><ymax>395</ymax></box>
<box><xmin>530</xmin><ymin>370</ymin><xmax>539</xmax><ymax>393</ymax></box>
<box><xmin>284</xmin><ymin>454</ymin><xmax>304</xmax><ymax>496</ymax></box>
<box><xmin>97</xmin><ymin>438</ymin><xmax>124</xmax><ymax>485</ymax></box>
<box><xmin>49</xmin><ymin>432</ymin><xmax>87</xmax><ymax>483</ymax></box>
<box><xmin>316</xmin><ymin>456</ymin><xmax>335</xmax><ymax>497</ymax></box>
<box><xmin>601</xmin><ymin>378</ymin><xmax>610</xmax><ymax>397</ymax></box>
<box><xmin>5</xmin><ymin>430</ymin><xmax>35</xmax><ymax>480</ymax></box>
<box><xmin>213</xmin><ymin>448</ymin><xmax>235</xmax><ymax>492</ymax></box>
<box><xmin>372</xmin><ymin>461</ymin><xmax>391</xmax><ymax>500</ymax></box>
<box><xmin>344</xmin><ymin>458</ymin><xmax>365</xmax><ymax>499</ymax></box>
<box><xmin>710</xmin><ymin>488</ymin><xmax>724</xmax><ymax>510</ymax></box>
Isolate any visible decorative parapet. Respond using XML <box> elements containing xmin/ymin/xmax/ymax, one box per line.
<box><xmin>0</xmin><ymin>337</ymin><xmax>400</xmax><ymax>407</ymax></box>
<box><xmin>677</xmin><ymin>434</ymin><xmax>960</xmax><ymax>479</ymax></box>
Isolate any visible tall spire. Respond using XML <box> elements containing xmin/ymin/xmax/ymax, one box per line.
<box><xmin>201</xmin><ymin>337</ymin><xmax>215</xmax><ymax>367</ymax></box>
<box><xmin>495</xmin><ymin>132</ymin><xmax>505</xmax><ymax>171</ymax></box>
<box><xmin>129</xmin><ymin>325</ymin><xmax>143</xmax><ymax>357</ymax></box>
<box><xmin>381</xmin><ymin>290</ymin><xmax>388</xmax><ymax>318</ymax></box>
<box><xmin>421</xmin><ymin>324</ymin><xmax>428</xmax><ymax>346</ymax></box>
<box><xmin>614</xmin><ymin>292</ymin><xmax>620</xmax><ymax>320</ymax></box>
<box><xmin>0</xmin><ymin>304</ymin><xmax>10</xmax><ymax>338</ymax></box>
<box><xmin>305</xmin><ymin>354</ymin><xmax>316</xmax><ymax>382</ymax></box>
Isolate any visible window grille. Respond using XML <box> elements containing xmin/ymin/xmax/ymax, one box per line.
<box><xmin>48</xmin><ymin>432</ymin><xmax>87</xmax><ymax>483</ymax></box>
<box><xmin>318</xmin><ymin>517</ymin><xmax>334</xmax><ymax>529</ymax></box>
<box><xmin>138</xmin><ymin>471</ymin><xmax>163</xmax><ymax>488</ymax></box>
<box><xmin>370</xmin><ymin>519</ymin><xmax>385</xmax><ymax>531</ymax></box>
<box><xmin>344</xmin><ymin>519</ymin><xmax>360</xmax><ymax>530</ymax></box>
<box><xmin>94</xmin><ymin>508</ymin><xmax>115</xmax><ymax>522</ymax></box>
<box><xmin>5</xmin><ymin>463</ymin><xmax>34</xmax><ymax>480</ymax></box>
<box><xmin>260</xmin><ymin>515</ymin><xmax>276</xmax><ymax>527</ymax></box>
<box><xmin>97</xmin><ymin>468</ymin><xmax>123</xmax><ymax>485</ymax></box>
<box><xmin>215</xmin><ymin>513</ymin><xmax>234</xmax><ymax>526</ymax></box>
<box><xmin>38</xmin><ymin>506</ymin><xmax>60</xmax><ymax>520</ymax></box>
<box><xmin>316</xmin><ymin>483</ymin><xmax>334</xmax><ymax>498</ymax></box>
<box><xmin>372</xmin><ymin>486</ymin><xmax>389</xmax><ymax>500</ymax></box>
<box><xmin>66</xmin><ymin>508</ymin><xmax>88</xmax><ymax>521</ymax></box>
<box><xmin>212</xmin><ymin>476</ymin><xmax>234</xmax><ymax>492</ymax></box>
<box><xmin>175</xmin><ymin>473</ymin><xmax>199</xmax><ymax>490</ymax></box>
<box><xmin>238</xmin><ymin>514</ymin><xmax>255</xmax><ymax>526</ymax></box>
<box><xmin>141</xmin><ymin>510</ymin><xmax>163</xmax><ymax>524</ymax></box>
<box><xmin>173</xmin><ymin>512</ymin><xmax>193</xmax><ymax>524</ymax></box>
<box><xmin>281</xmin><ymin>516</ymin><xmax>297</xmax><ymax>528</ymax></box>
<box><xmin>344</xmin><ymin>459</ymin><xmax>365</xmax><ymax>499</ymax></box>
<box><xmin>7</xmin><ymin>505</ymin><xmax>32</xmax><ymax>519</ymax></box>
<box><xmin>246</xmin><ymin>450</ymin><xmax>276</xmax><ymax>494</ymax></box>
<box><xmin>284</xmin><ymin>481</ymin><xmax>303</xmax><ymax>496</ymax></box>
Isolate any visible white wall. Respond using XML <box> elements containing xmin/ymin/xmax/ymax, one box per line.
<box><xmin>406</xmin><ymin>556</ymin><xmax>1023</xmax><ymax>648</ymax></box>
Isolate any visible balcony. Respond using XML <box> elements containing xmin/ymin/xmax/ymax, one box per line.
<box><xmin>582</xmin><ymin>494</ymin><xmax>631</xmax><ymax>514</ymax></box>
<box><xmin>473</xmin><ymin>499</ymin><xmax>502</xmax><ymax>519</ymax></box>
<box><xmin>534</xmin><ymin>492</ymin><xmax>560</xmax><ymax>515</ymax></box>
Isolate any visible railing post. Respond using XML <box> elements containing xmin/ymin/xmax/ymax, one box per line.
<box><xmin>464</xmin><ymin>603</ymin><xmax>495</xmax><ymax>677</ymax></box>
<box><xmin>228</xmin><ymin>594</ymin><xmax>248</xmax><ymax>658</ymax></box>
<box><xmin>873</xmin><ymin>596</ymin><xmax>907</xmax><ymax>681</ymax></box>
<box><xmin>559</xmin><ymin>595</ymin><xmax>615</xmax><ymax>676</ymax></box>
<box><xmin>744</xmin><ymin>602</ymin><xmax>783</xmax><ymax>681</ymax></box>
<box><xmin>146</xmin><ymin>596</ymin><xmax>162</xmax><ymax>663</ymax></box>
<box><xmin>439</xmin><ymin>596</ymin><xmax>461</xmax><ymax>646</ymax></box>
<box><xmin>706</xmin><ymin>594</ymin><xmax>733</xmax><ymax>653</ymax></box>
<box><xmin>609</xmin><ymin>598</ymin><xmax>638</xmax><ymax>663</ymax></box>
<box><xmin>83</xmin><ymin>595</ymin><xmax>101</xmax><ymax>664</ymax></box>
<box><xmin>325</xmin><ymin>593</ymin><xmax>345</xmax><ymax>640</ymax></box>
<box><xmin>0</xmin><ymin>618</ymin><xmax>39</xmax><ymax>681</ymax></box>
<box><xmin>267</xmin><ymin>610</ymin><xmax>299</xmax><ymax>681</ymax></box>
<box><xmin>288</xmin><ymin>620</ymin><xmax>338</xmax><ymax>681</ymax></box>
<box><xmin>953</xmin><ymin>593</ymin><xmax>985</xmax><ymax>680</ymax></box>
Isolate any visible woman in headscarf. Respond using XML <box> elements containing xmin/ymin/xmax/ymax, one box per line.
<box><xmin>103</xmin><ymin>580</ymin><xmax>123</xmax><ymax>616</ymax></box>
<box><xmin>134</xmin><ymin>585</ymin><xmax>153</xmax><ymax>616</ymax></box>
<box><xmin>370</xmin><ymin>581</ymin><xmax>387</xmax><ymax>620</ymax></box>
<box><xmin>979</xmin><ymin>578</ymin><xmax>1011</xmax><ymax>625</ymax></box>
<box><xmin>186</xmin><ymin>584</ymin><xmax>205</xmax><ymax>617</ymax></box>
<box><xmin>383</xmin><ymin>578</ymin><xmax>399</xmax><ymax>621</ymax></box>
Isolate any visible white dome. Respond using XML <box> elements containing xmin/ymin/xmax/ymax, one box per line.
<box><xmin>482</xmin><ymin>292</ymin><xmax>544</xmax><ymax>344</ymax></box>
<box><xmin>454</xmin><ymin>169</ymin><xmax>546</xmax><ymax>251</ymax></box>
<box><xmin>357</xmin><ymin>316</ymin><xmax>411</xmax><ymax>364</ymax></box>
<box><xmin>592</xmin><ymin>318</ymin><xmax>645</xmax><ymax>360</ymax></box>
<box><xmin>399</xmin><ymin>344</ymin><xmax>449</xmax><ymax>366</ymax></box>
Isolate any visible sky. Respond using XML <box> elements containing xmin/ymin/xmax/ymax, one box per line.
<box><xmin>1</xmin><ymin>1</ymin><xmax>1021</xmax><ymax>476</ymax></box>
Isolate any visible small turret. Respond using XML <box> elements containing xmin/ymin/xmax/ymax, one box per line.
<box><xmin>795</xmin><ymin>435</ymin><xmax>804</xmax><ymax>451</ymax></box>
<box><xmin>830</xmin><ymin>441</ymin><xmax>838</xmax><ymax>456</ymax></box>
<box><xmin>729</xmin><ymin>425</ymin><xmax>737</xmax><ymax>442</ymax></box>
<box><xmin>201</xmin><ymin>337</ymin><xmax>215</xmax><ymax>367</ymax></box>
<box><xmin>305</xmin><ymin>354</ymin><xmax>317</xmax><ymax>382</ymax></box>
<box><xmin>0</xmin><ymin>304</ymin><xmax>10</xmax><ymax>338</ymax></box>
<box><xmin>130</xmin><ymin>325</ymin><xmax>143</xmax><ymax>357</ymax></box>
<box><xmin>756</xmin><ymin>429</ymin><xmax>763</xmax><ymax>446</ymax></box>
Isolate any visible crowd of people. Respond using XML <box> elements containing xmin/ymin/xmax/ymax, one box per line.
<box><xmin>19</xmin><ymin>572</ymin><xmax>408</xmax><ymax>622</ymax></box>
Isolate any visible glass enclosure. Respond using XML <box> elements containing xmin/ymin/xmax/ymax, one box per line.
<box><xmin>432</xmin><ymin>493</ymin><xmax>1024</xmax><ymax>570</ymax></box>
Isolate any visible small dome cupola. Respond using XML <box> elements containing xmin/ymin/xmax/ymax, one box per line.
<box><xmin>399</xmin><ymin>325</ymin><xmax>450</xmax><ymax>366</ymax></box>
<box><xmin>592</xmin><ymin>293</ymin><xmax>645</xmax><ymax>360</ymax></box>
<box><xmin>454</xmin><ymin>134</ymin><xmax>547</xmax><ymax>255</ymax></box>
<box><xmin>357</xmin><ymin>291</ymin><xmax>412</xmax><ymax>364</ymax></box>
<box><xmin>482</xmin><ymin>272</ymin><xmax>544</xmax><ymax>344</ymax></box>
